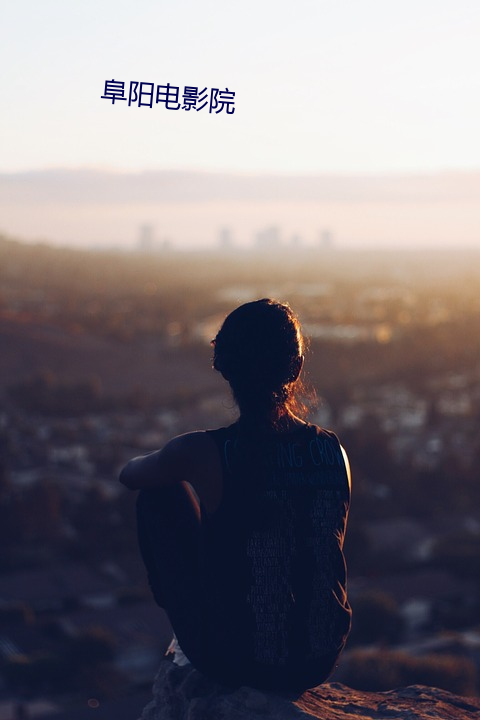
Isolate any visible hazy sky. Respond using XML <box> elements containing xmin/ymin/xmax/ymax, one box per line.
<box><xmin>2</xmin><ymin>0</ymin><xmax>480</xmax><ymax>175</ymax></box>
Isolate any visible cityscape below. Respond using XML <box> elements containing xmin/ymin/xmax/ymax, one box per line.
<box><xmin>0</xmin><ymin>236</ymin><xmax>479</xmax><ymax>719</ymax></box>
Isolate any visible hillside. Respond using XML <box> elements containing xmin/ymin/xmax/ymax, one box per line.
<box><xmin>1</xmin><ymin>237</ymin><xmax>480</xmax><ymax>715</ymax></box>
<box><xmin>0</xmin><ymin>315</ymin><xmax>216</xmax><ymax>398</ymax></box>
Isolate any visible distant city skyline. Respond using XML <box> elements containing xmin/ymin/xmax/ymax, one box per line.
<box><xmin>2</xmin><ymin>1</ymin><xmax>479</xmax><ymax>250</ymax></box>
<box><xmin>1</xmin><ymin>168</ymin><xmax>479</xmax><ymax>250</ymax></box>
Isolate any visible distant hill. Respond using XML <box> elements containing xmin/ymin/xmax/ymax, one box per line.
<box><xmin>0</xmin><ymin>315</ymin><xmax>218</xmax><ymax>400</ymax></box>
<box><xmin>0</xmin><ymin>236</ymin><xmax>220</xmax><ymax>398</ymax></box>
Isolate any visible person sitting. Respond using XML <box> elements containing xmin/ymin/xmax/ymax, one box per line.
<box><xmin>119</xmin><ymin>298</ymin><xmax>351</xmax><ymax>694</ymax></box>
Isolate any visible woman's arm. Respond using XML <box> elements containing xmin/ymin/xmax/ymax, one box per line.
<box><xmin>119</xmin><ymin>435</ymin><xmax>187</xmax><ymax>490</ymax></box>
<box><xmin>118</xmin><ymin>432</ymin><xmax>222</xmax><ymax>505</ymax></box>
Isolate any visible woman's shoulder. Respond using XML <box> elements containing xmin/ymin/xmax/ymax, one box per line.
<box><xmin>306</xmin><ymin>422</ymin><xmax>339</xmax><ymax>440</ymax></box>
<box><xmin>163</xmin><ymin>429</ymin><xmax>222</xmax><ymax>462</ymax></box>
<box><xmin>167</xmin><ymin>423</ymin><xmax>237</xmax><ymax>451</ymax></box>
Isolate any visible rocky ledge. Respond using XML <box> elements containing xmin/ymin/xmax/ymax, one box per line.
<box><xmin>139</xmin><ymin>659</ymin><xmax>480</xmax><ymax>720</ymax></box>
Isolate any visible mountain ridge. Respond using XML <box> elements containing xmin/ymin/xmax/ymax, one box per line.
<box><xmin>1</xmin><ymin>168</ymin><xmax>479</xmax><ymax>204</ymax></box>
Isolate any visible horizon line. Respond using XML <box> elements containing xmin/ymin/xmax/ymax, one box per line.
<box><xmin>2</xmin><ymin>166</ymin><xmax>480</xmax><ymax>179</ymax></box>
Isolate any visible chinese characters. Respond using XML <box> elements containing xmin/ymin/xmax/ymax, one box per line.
<box><xmin>100</xmin><ymin>79</ymin><xmax>235</xmax><ymax>114</ymax></box>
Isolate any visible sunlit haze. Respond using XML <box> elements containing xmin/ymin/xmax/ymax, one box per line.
<box><xmin>1</xmin><ymin>0</ymin><xmax>479</xmax><ymax>248</ymax></box>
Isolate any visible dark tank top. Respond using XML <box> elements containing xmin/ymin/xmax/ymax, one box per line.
<box><xmin>197</xmin><ymin>421</ymin><xmax>351</xmax><ymax>692</ymax></box>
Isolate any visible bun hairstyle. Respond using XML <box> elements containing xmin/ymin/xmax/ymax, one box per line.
<box><xmin>212</xmin><ymin>299</ymin><xmax>308</xmax><ymax>423</ymax></box>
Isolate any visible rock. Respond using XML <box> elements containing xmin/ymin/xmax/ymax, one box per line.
<box><xmin>138</xmin><ymin>659</ymin><xmax>480</xmax><ymax>720</ymax></box>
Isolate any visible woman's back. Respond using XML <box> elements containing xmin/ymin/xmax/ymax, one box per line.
<box><xmin>193</xmin><ymin>420</ymin><xmax>351</xmax><ymax>691</ymax></box>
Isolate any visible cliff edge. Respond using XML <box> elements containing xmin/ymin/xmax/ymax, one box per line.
<box><xmin>138</xmin><ymin>660</ymin><xmax>480</xmax><ymax>720</ymax></box>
